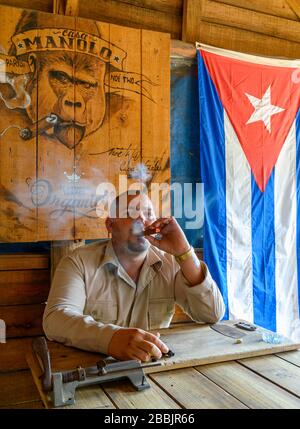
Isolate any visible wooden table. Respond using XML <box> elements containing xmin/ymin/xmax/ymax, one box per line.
<box><xmin>26</xmin><ymin>322</ymin><xmax>300</xmax><ymax>409</ymax></box>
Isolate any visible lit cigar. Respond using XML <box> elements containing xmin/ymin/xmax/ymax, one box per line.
<box><xmin>20</xmin><ymin>114</ymin><xmax>58</xmax><ymax>140</ymax></box>
<box><xmin>132</xmin><ymin>221</ymin><xmax>162</xmax><ymax>239</ymax></box>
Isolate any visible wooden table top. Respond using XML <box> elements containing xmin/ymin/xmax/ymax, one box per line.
<box><xmin>26</xmin><ymin>322</ymin><xmax>300</xmax><ymax>409</ymax></box>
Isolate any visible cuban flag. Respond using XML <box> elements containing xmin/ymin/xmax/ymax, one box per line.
<box><xmin>197</xmin><ymin>43</ymin><xmax>300</xmax><ymax>341</ymax></box>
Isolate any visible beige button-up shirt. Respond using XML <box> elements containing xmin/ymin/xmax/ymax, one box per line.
<box><xmin>43</xmin><ymin>240</ymin><xmax>225</xmax><ymax>354</ymax></box>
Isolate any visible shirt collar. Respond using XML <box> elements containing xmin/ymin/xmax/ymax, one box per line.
<box><xmin>99</xmin><ymin>240</ymin><xmax>163</xmax><ymax>270</ymax></box>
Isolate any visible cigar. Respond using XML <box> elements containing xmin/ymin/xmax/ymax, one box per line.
<box><xmin>142</xmin><ymin>227</ymin><xmax>161</xmax><ymax>236</ymax></box>
<box><xmin>20</xmin><ymin>114</ymin><xmax>58</xmax><ymax>140</ymax></box>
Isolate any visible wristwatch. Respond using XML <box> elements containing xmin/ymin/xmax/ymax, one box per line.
<box><xmin>175</xmin><ymin>246</ymin><xmax>194</xmax><ymax>263</ymax></box>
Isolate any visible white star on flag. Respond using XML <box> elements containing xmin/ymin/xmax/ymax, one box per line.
<box><xmin>245</xmin><ymin>85</ymin><xmax>285</xmax><ymax>132</ymax></box>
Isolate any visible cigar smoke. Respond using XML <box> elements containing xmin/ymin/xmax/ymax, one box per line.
<box><xmin>0</xmin><ymin>45</ymin><xmax>32</xmax><ymax>110</ymax></box>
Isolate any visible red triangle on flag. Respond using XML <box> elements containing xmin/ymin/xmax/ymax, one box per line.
<box><xmin>200</xmin><ymin>49</ymin><xmax>300</xmax><ymax>192</ymax></box>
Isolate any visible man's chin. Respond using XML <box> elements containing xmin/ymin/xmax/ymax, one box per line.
<box><xmin>127</xmin><ymin>238</ymin><xmax>150</xmax><ymax>253</ymax></box>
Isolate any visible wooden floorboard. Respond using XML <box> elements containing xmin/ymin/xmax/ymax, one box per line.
<box><xmin>150</xmin><ymin>367</ymin><xmax>247</xmax><ymax>409</ymax></box>
<box><xmin>102</xmin><ymin>378</ymin><xmax>181</xmax><ymax>409</ymax></box>
<box><xmin>238</xmin><ymin>355</ymin><xmax>300</xmax><ymax>398</ymax></box>
<box><xmin>196</xmin><ymin>360</ymin><xmax>300</xmax><ymax>409</ymax></box>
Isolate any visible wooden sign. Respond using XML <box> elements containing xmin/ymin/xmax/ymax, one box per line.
<box><xmin>0</xmin><ymin>5</ymin><xmax>170</xmax><ymax>242</ymax></box>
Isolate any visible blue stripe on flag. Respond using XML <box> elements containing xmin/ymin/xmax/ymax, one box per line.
<box><xmin>251</xmin><ymin>173</ymin><xmax>276</xmax><ymax>331</ymax></box>
<box><xmin>296</xmin><ymin>108</ymin><xmax>300</xmax><ymax>319</ymax></box>
<box><xmin>197</xmin><ymin>51</ymin><xmax>228</xmax><ymax>319</ymax></box>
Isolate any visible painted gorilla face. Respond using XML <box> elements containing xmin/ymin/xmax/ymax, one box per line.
<box><xmin>26</xmin><ymin>51</ymin><xmax>107</xmax><ymax>149</ymax></box>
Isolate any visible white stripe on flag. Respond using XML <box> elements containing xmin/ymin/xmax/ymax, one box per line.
<box><xmin>225</xmin><ymin>112</ymin><xmax>253</xmax><ymax>322</ymax></box>
<box><xmin>274</xmin><ymin>120</ymin><xmax>299</xmax><ymax>340</ymax></box>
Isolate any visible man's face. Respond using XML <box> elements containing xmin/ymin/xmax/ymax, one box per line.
<box><xmin>107</xmin><ymin>194</ymin><xmax>157</xmax><ymax>254</ymax></box>
<box><xmin>26</xmin><ymin>52</ymin><xmax>106</xmax><ymax>149</ymax></box>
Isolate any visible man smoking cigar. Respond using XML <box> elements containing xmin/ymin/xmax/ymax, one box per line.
<box><xmin>43</xmin><ymin>191</ymin><xmax>225</xmax><ymax>362</ymax></box>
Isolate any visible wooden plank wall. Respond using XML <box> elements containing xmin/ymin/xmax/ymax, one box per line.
<box><xmin>0</xmin><ymin>0</ymin><xmax>182</xmax><ymax>38</ymax></box>
<box><xmin>0</xmin><ymin>254</ymin><xmax>50</xmax><ymax>408</ymax></box>
<box><xmin>183</xmin><ymin>0</ymin><xmax>300</xmax><ymax>58</ymax></box>
<box><xmin>2</xmin><ymin>1</ymin><xmax>300</xmax><ymax>58</ymax></box>
<box><xmin>0</xmin><ymin>4</ymin><xmax>170</xmax><ymax>242</ymax></box>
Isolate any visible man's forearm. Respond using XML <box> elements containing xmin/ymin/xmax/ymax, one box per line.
<box><xmin>176</xmin><ymin>248</ymin><xmax>205</xmax><ymax>286</ymax></box>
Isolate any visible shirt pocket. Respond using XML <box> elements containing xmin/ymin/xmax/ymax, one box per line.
<box><xmin>148</xmin><ymin>298</ymin><xmax>175</xmax><ymax>330</ymax></box>
<box><xmin>89</xmin><ymin>300</ymin><xmax>118</xmax><ymax>324</ymax></box>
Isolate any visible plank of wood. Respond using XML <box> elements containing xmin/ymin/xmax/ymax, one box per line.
<box><xmin>72</xmin><ymin>17</ymin><xmax>110</xmax><ymax>240</ymax></box>
<box><xmin>238</xmin><ymin>355</ymin><xmax>300</xmax><ymax>397</ymax></box>
<box><xmin>108</xmin><ymin>24</ymin><xmax>142</xmax><ymax>194</ymax></box>
<box><xmin>0</xmin><ymin>0</ymin><xmax>53</xmax><ymax>12</ymax></box>
<box><xmin>79</xmin><ymin>0</ymin><xmax>181</xmax><ymax>38</ymax></box>
<box><xmin>117</xmin><ymin>0</ymin><xmax>183</xmax><ymax>15</ymax></box>
<box><xmin>286</xmin><ymin>0</ymin><xmax>300</xmax><ymax>19</ymax></box>
<box><xmin>141</xmin><ymin>30</ymin><xmax>170</xmax><ymax>217</ymax></box>
<box><xmin>0</xmin><ymin>400</ymin><xmax>44</xmax><ymax>409</ymax></box>
<box><xmin>102</xmin><ymin>378</ymin><xmax>180</xmax><ymax>409</ymax></box>
<box><xmin>197</xmin><ymin>21</ymin><xmax>300</xmax><ymax>58</ymax></box>
<box><xmin>0</xmin><ymin>254</ymin><xmax>49</xmax><ymax>270</ymax></box>
<box><xmin>214</xmin><ymin>0</ymin><xmax>299</xmax><ymax>21</ymax></box>
<box><xmin>61</xmin><ymin>386</ymin><xmax>116</xmax><ymax>409</ymax></box>
<box><xmin>201</xmin><ymin>0</ymin><xmax>300</xmax><ymax>44</ymax></box>
<box><xmin>36</xmin><ymin>11</ymin><xmax>76</xmax><ymax>241</ymax></box>
<box><xmin>182</xmin><ymin>0</ymin><xmax>300</xmax><ymax>58</ymax></box>
<box><xmin>65</xmin><ymin>0</ymin><xmax>79</xmax><ymax>16</ymax></box>
<box><xmin>0</xmin><ymin>5</ymin><xmax>38</xmax><ymax>242</ymax></box>
<box><xmin>276</xmin><ymin>350</ymin><xmax>300</xmax><ymax>367</ymax></box>
<box><xmin>0</xmin><ymin>370</ymin><xmax>40</xmax><ymax>407</ymax></box>
<box><xmin>196</xmin><ymin>360</ymin><xmax>300</xmax><ymax>408</ymax></box>
<box><xmin>25</xmin><ymin>322</ymin><xmax>300</xmax><ymax>379</ymax></box>
<box><xmin>0</xmin><ymin>303</ymin><xmax>45</xmax><ymax>338</ymax></box>
<box><xmin>53</xmin><ymin>0</ymin><xmax>65</xmax><ymax>14</ymax></box>
<box><xmin>0</xmin><ymin>271</ymin><xmax>50</xmax><ymax>305</ymax></box>
<box><xmin>0</xmin><ymin>338</ymin><xmax>32</xmax><ymax>372</ymax></box>
<box><xmin>5</xmin><ymin>400</ymin><xmax>44</xmax><ymax>409</ymax></box>
<box><xmin>143</xmin><ymin>322</ymin><xmax>300</xmax><ymax>374</ymax></box>
<box><xmin>182</xmin><ymin>0</ymin><xmax>203</xmax><ymax>42</ymax></box>
<box><xmin>150</xmin><ymin>367</ymin><xmax>247</xmax><ymax>408</ymax></box>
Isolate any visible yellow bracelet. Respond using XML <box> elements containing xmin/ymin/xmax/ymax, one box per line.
<box><xmin>175</xmin><ymin>246</ymin><xmax>194</xmax><ymax>263</ymax></box>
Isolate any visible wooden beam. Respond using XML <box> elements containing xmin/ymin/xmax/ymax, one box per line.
<box><xmin>51</xmin><ymin>0</ymin><xmax>84</xmax><ymax>277</ymax></box>
<box><xmin>201</xmin><ymin>0</ymin><xmax>300</xmax><ymax>45</ymax></box>
<box><xmin>182</xmin><ymin>0</ymin><xmax>203</xmax><ymax>42</ymax></box>
<box><xmin>65</xmin><ymin>0</ymin><xmax>79</xmax><ymax>16</ymax></box>
<box><xmin>53</xmin><ymin>0</ymin><xmax>65</xmax><ymax>14</ymax></box>
<box><xmin>286</xmin><ymin>0</ymin><xmax>300</xmax><ymax>20</ymax></box>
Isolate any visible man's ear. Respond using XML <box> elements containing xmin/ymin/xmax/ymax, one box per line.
<box><xmin>105</xmin><ymin>217</ymin><xmax>113</xmax><ymax>233</ymax></box>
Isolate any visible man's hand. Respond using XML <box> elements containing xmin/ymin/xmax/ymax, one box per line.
<box><xmin>144</xmin><ymin>216</ymin><xmax>190</xmax><ymax>256</ymax></box>
<box><xmin>108</xmin><ymin>328</ymin><xmax>169</xmax><ymax>362</ymax></box>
